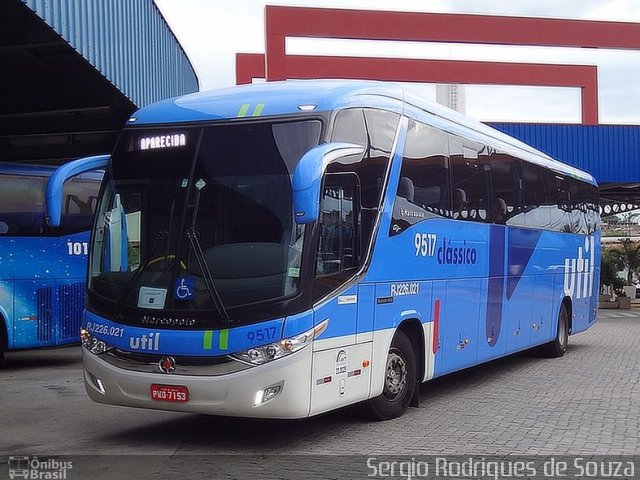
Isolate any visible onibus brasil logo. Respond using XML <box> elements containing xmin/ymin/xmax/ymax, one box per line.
<box><xmin>8</xmin><ymin>456</ymin><xmax>72</xmax><ymax>480</ymax></box>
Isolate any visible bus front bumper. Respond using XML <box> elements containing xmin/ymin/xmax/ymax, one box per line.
<box><xmin>82</xmin><ymin>347</ymin><xmax>313</xmax><ymax>419</ymax></box>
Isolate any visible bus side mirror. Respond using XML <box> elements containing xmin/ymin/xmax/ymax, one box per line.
<box><xmin>292</xmin><ymin>143</ymin><xmax>364</xmax><ymax>224</ymax></box>
<box><xmin>45</xmin><ymin>154</ymin><xmax>110</xmax><ymax>227</ymax></box>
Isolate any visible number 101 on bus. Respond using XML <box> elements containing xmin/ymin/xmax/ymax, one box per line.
<box><xmin>67</xmin><ymin>241</ymin><xmax>89</xmax><ymax>256</ymax></box>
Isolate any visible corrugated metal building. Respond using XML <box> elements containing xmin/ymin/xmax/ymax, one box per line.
<box><xmin>491</xmin><ymin>123</ymin><xmax>640</xmax><ymax>203</ymax></box>
<box><xmin>0</xmin><ymin>0</ymin><xmax>198</xmax><ymax>163</ymax></box>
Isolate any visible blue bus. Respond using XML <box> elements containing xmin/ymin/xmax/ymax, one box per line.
<box><xmin>81</xmin><ymin>81</ymin><xmax>600</xmax><ymax>419</ymax></box>
<box><xmin>0</xmin><ymin>156</ymin><xmax>108</xmax><ymax>366</ymax></box>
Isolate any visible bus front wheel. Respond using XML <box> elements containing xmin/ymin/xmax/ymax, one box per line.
<box><xmin>364</xmin><ymin>330</ymin><xmax>416</xmax><ymax>420</ymax></box>
<box><xmin>541</xmin><ymin>302</ymin><xmax>569</xmax><ymax>358</ymax></box>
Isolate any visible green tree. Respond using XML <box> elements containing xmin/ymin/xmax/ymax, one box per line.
<box><xmin>600</xmin><ymin>247</ymin><xmax>625</xmax><ymax>293</ymax></box>
<box><xmin>607</xmin><ymin>239</ymin><xmax>640</xmax><ymax>286</ymax></box>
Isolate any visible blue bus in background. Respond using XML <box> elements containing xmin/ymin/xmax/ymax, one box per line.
<box><xmin>0</xmin><ymin>156</ymin><xmax>108</xmax><ymax>366</ymax></box>
<box><xmin>80</xmin><ymin>81</ymin><xmax>600</xmax><ymax>420</ymax></box>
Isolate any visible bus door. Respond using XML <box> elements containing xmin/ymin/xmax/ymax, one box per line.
<box><xmin>313</xmin><ymin>174</ymin><xmax>362</xmax><ymax>348</ymax></box>
<box><xmin>311</xmin><ymin>174</ymin><xmax>372</xmax><ymax>413</ymax></box>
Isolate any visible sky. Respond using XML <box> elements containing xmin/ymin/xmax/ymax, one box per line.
<box><xmin>153</xmin><ymin>0</ymin><xmax>640</xmax><ymax>125</ymax></box>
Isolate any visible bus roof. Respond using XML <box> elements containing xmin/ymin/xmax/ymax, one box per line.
<box><xmin>127</xmin><ymin>80</ymin><xmax>596</xmax><ymax>185</ymax></box>
<box><xmin>128</xmin><ymin>80</ymin><xmax>400</xmax><ymax>125</ymax></box>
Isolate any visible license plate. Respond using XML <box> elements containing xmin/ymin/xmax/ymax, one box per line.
<box><xmin>150</xmin><ymin>384</ymin><xmax>189</xmax><ymax>403</ymax></box>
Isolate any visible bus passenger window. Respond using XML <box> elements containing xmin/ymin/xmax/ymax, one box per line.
<box><xmin>584</xmin><ymin>183</ymin><xmax>600</xmax><ymax>234</ymax></box>
<box><xmin>489</xmin><ymin>153</ymin><xmax>522</xmax><ymax>226</ymax></box>
<box><xmin>450</xmin><ymin>138</ymin><xmax>492</xmax><ymax>223</ymax></box>
<box><xmin>0</xmin><ymin>174</ymin><xmax>45</xmax><ymax>236</ymax></box>
<box><xmin>331</xmin><ymin>108</ymin><xmax>399</xmax><ymax>209</ymax></box>
<box><xmin>520</xmin><ymin>162</ymin><xmax>551</xmax><ymax>229</ymax></box>
<box><xmin>390</xmin><ymin>119</ymin><xmax>450</xmax><ymax>236</ymax></box>
<box><xmin>569</xmin><ymin>178</ymin><xmax>588</xmax><ymax>235</ymax></box>
<box><xmin>331</xmin><ymin>108</ymin><xmax>400</xmax><ymax>252</ymax></box>
<box><xmin>548</xmin><ymin>171</ymin><xmax>572</xmax><ymax>233</ymax></box>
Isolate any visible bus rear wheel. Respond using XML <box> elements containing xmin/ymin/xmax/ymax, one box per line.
<box><xmin>541</xmin><ymin>302</ymin><xmax>569</xmax><ymax>358</ymax></box>
<box><xmin>364</xmin><ymin>330</ymin><xmax>416</xmax><ymax>420</ymax></box>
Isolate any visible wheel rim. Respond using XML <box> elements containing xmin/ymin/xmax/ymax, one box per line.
<box><xmin>383</xmin><ymin>348</ymin><xmax>407</xmax><ymax>400</ymax></box>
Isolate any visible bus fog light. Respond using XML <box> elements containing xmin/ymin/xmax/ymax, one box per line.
<box><xmin>254</xmin><ymin>382</ymin><xmax>283</xmax><ymax>406</ymax></box>
<box><xmin>232</xmin><ymin>319</ymin><xmax>328</xmax><ymax>366</ymax></box>
<box><xmin>81</xmin><ymin>329</ymin><xmax>112</xmax><ymax>355</ymax></box>
<box><xmin>88</xmin><ymin>373</ymin><xmax>106</xmax><ymax>394</ymax></box>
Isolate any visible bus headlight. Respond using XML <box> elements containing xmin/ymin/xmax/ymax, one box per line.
<box><xmin>80</xmin><ymin>328</ymin><xmax>112</xmax><ymax>355</ymax></box>
<box><xmin>232</xmin><ymin>319</ymin><xmax>328</xmax><ymax>366</ymax></box>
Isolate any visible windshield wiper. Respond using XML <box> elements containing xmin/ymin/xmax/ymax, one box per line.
<box><xmin>186</xmin><ymin>228</ymin><xmax>230</xmax><ymax>322</ymax></box>
<box><xmin>185</xmin><ymin>183</ymin><xmax>230</xmax><ymax>322</ymax></box>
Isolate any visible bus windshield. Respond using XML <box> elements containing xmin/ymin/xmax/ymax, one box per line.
<box><xmin>89</xmin><ymin>119</ymin><xmax>322</xmax><ymax>323</ymax></box>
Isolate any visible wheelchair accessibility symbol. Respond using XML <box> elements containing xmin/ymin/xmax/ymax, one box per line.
<box><xmin>175</xmin><ymin>278</ymin><xmax>195</xmax><ymax>300</ymax></box>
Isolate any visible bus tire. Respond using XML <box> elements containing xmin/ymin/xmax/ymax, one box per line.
<box><xmin>364</xmin><ymin>330</ymin><xmax>416</xmax><ymax>420</ymax></box>
<box><xmin>541</xmin><ymin>302</ymin><xmax>569</xmax><ymax>358</ymax></box>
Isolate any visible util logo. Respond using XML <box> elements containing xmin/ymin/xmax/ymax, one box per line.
<box><xmin>564</xmin><ymin>236</ymin><xmax>596</xmax><ymax>300</ymax></box>
<box><xmin>129</xmin><ymin>332</ymin><xmax>160</xmax><ymax>351</ymax></box>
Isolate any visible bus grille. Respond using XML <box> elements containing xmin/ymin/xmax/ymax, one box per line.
<box><xmin>59</xmin><ymin>282</ymin><xmax>85</xmax><ymax>340</ymax></box>
<box><xmin>36</xmin><ymin>287</ymin><xmax>53</xmax><ymax>342</ymax></box>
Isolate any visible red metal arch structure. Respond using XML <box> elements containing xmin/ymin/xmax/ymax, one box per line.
<box><xmin>236</xmin><ymin>6</ymin><xmax>640</xmax><ymax>125</ymax></box>
<box><xmin>236</xmin><ymin>53</ymin><xmax>599</xmax><ymax>124</ymax></box>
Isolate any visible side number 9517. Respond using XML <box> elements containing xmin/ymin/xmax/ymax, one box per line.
<box><xmin>414</xmin><ymin>233</ymin><xmax>437</xmax><ymax>257</ymax></box>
